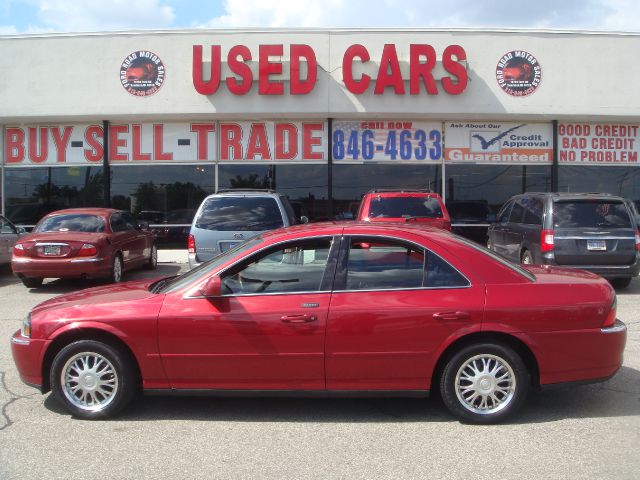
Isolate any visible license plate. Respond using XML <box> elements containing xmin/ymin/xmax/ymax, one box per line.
<box><xmin>587</xmin><ymin>240</ymin><xmax>607</xmax><ymax>251</ymax></box>
<box><xmin>220</xmin><ymin>242</ymin><xmax>240</xmax><ymax>252</ymax></box>
<box><xmin>43</xmin><ymin>246</ymin><xmax>61</xmax><ymax>256</ymax></box>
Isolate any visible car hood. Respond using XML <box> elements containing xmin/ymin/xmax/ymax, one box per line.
<box><xmin>31</xmin><ymin>278</ymin><xmax>166</xmax><ymax>338</ymax></box>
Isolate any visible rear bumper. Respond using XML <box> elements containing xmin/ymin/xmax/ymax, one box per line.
<box><xmin>11</xmin><ymin>330</ymin><xmax>47</xmax><ymax>391</ymax></box>
<box><xmin>12</xmin><ymin>256</ymin><xmax>111</xmax><ymax>279</ymax></box>
<box><xmin>188</xmin><ymin>253</ymin><xmax>200</xmax><ymax>270</ymax></box>
<box><xmin>541</xmin><ymin>253</ymin><xmax>640</xmax><ymax>278</ymax></box>
<box><xmin>531</xmin><ymin>320</ymin><xmax>627</xmax><ymax>386</ymax></box>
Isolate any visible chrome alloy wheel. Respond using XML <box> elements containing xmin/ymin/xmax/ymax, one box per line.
<box><xmin>151</xmin><ymin>244</ymin><xmax>157</xmax><ymax>267</ymax></box>
<box><xmin>61</xmin><ymin>352</ymin><xmax>119</xmax><ymax>412</ymax></box>
<box><xmin>455</xmin><ymin>354</ymin><xmax>516</xmax><ymax>415</ymax></box>
<box><xmin>113</xmin><ymin>256</ymin><xmax>122</xmax><ymax>282</ymax></box>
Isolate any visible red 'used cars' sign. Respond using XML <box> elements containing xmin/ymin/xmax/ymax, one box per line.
<box><xmin>193</xmin><ymin>43</ymin><xmax>468</xmax><ymax>96</ymax></box>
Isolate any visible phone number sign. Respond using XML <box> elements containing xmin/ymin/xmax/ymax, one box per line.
<box><xmin>332</xmin><ymin>121</ymin><xmax>442</xmax><ymax>162</ymax></box>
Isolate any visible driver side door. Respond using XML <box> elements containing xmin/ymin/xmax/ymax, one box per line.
<box><xmin>158</xmin><ymin>236</ymin><xmax>338</xmax><ymax>390</ymax></box>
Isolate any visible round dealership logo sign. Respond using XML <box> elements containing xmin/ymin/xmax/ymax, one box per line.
<box><xmin>120</xmin><ymin>50</ymin><xmax>165</xmax><ymax>97</ymax></box>
<box><xmin>496</xmin><ymin>51</ymin><xmax>541</xmax><ymax>97</ymax></box>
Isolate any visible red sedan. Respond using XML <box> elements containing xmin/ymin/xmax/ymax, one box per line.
<box><xmin>11</xmin><ymin>223</ymin><xmax>626</xmax><ymax>423</ymax></box>
<box><xmin>12</xmin><ymin>208</ymin><xmax>157</xmax><ymax>288</ymax></box>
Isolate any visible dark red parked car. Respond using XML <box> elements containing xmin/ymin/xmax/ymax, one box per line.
<box><xmin>12</xmin><ymin>208</ymin><xmax>157</xmax><ymax>288</ymax></box>
<box><xmin>11</xmin><ymin>223</ymin><xmax>625</xmax><ymax>423</ymax></box>
<box><xmin>357</xmin><ymin>190</ymin><xmax>452</xmax><ymax>230</ymax></box>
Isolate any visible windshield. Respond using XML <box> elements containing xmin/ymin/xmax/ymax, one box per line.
<box><xmin>35</xmin><ymin>214</ymin><xmax>105</xmax><ymax>233</ymax></box>
<box><xmin>195</xmin><ymin>197</ymin><xmax>283</xmax><ymax>231</ymax></box>
<box><xmin>369</xmin><ymin>197</ymin><xmax>443</xmax><ymax>219</ymax></box>
<box><xmin>157</xmin><ymin>236</ymin><xmax>263</xmax><ymax>293</ymax></box>
<box><xmin>553</xmin><ymin>200</ymin><xmax>632</xmax><ymax>228</ymax></box>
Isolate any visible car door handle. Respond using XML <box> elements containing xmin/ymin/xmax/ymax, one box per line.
<box><xmin>281</xmin><ymin>314</ymin><xmax>317</xmax><ymax>324</ymax></box>
<box><xmin>432</xmin><ymin>311</ymin><xmax>470</xmax><ymax>321</ymax></box>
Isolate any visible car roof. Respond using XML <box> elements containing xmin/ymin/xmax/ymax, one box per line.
<box><xmin>42</xmin><ymin>208</ymin><xmax>119</xmax><ymax>217</ymax></box>
<box><xmin>514</xmin><ymin>192</ymin><xmax>626</xmax><ymax>202</ymax></box>
<box><xmin>204</xmin><ymin>190</ymin><xmax>280</xmax><ymax>198</ymax></box>
<box><xmin>364</xmin><ymin>191</ymin><xmax>442</xmax><ymax>198</ymax></box>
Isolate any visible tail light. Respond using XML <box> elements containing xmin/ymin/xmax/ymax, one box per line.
<box><xmin>602</xmin><ymin>297</ymin><xmax>617</xmax><ymax>329</ymax></box>
<box><xmin>13</xmin><ymin>243</ymin><xmax>26</xmax><ymax>257</ymax></box>
<box><xmin>540</xmin><ymin>229</ymin><xmax>554</xmax><ymax>252</ymax></box>
<box><xmin>188</xmin><ymin>234</ymin><xmax>196</xmax><ymax>253</ymax></box>
<box><xmin>78</xmin><ymin>244</ymin><xmax>97</xmax><ymax>257</ymax></box>
<box><xmin>635</xmin><ymin>229</ymin><xmax>640</xmax><ymax>252</ymax></box>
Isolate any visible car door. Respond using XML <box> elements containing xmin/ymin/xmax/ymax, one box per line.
<box><xmin>502</xmin><ymin>201</ymin><xmax>526</xmax><ymax>261</ymax></box>
<box><xmin>325</xmin><ymin>235</ymin><xmax>485</xmax><ymax>391</ymax></box>
<box><xmin>0</xmin><ymin>217</ymin><xmax>19</xmax><ymax>263</ymax></box>
<box><xmin>157</xmin><ymin>236</ymin><xmax>338</xmax><ymax>390</ymax></box>
<box><xmin>489</xmin><ymin>200</ymin><xmax>513</xmax><ymax>256</ymax></box>
<box><xmin>109</xmin><ymin>212</ymin><xmax>138</xmax><ymax>266</ymax></box>
<box><xmin>121</xmin><ymin>211</ymin><xmax>148</xmax><ymax>263</ymax></box>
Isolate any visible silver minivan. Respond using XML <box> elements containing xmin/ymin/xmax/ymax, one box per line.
<box><xmin>188</xmin><ymin>190</ymin><xmax>300</xmax><ymax>269</ymax></box>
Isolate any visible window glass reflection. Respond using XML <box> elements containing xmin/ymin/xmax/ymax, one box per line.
<box><xmin>558</xmin><ymin>166</ymin><xmax>640</xmax><ymax>208</ymax></box>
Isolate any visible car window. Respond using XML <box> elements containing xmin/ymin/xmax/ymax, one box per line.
<box><xmin>368</xmin><ymin>197</ymin><xmax>443</xmax><ymax>219</ymax></box>
<box><xmin>35</xmin><ymin>214</ymin><xmax>105</xmax><ymax>233</ymax></box>
<box><xmin>553</xmin><ymin>200</ymin><xmax>632</xmax><ymax>228</ymax></box>
<box><xmin>344</xmin><ymin>238</ymin><xmax>425</xmax><ymax>290</ymax></box>
<box><xmin>0</xmin><ymin>217</ymin><xmax>16</xmax><ymax>234</ymax></box>
<box><xmin>497</xmin><ymin>201</ymin><xmax>513</xmax><ymax>224</ymax></box>
<box><xmin>521</xmin><ymin>198</ymin><xmax>543</xmax><ymax>225</ymax></box>
<box><xmin>425</xmin><ymin>252</ymin><xmax>470</xmax><ymax>288</ymax></box>
<box><xmin>195</xmin><ymin>197</ymin><xmax>284</xmax><ymax>231</ymax></box>
<box><xmin>110</xmin><ymin>213</ymin><xmax>128</xmax><ymax>232</ymax></box>
<box><xmin>509</xmin><ymin>203</ymin><xmax>525</xmax><ymax>224</ymax></box>
<box><xmin>221</xmin><ymin>238</ymin><xmax>332</xmax><ymax>295</ymax></box>
<box><xmin>121</xmin><ymin>212</ymin><xmax>139</xmax><ymax>230</ymax></box>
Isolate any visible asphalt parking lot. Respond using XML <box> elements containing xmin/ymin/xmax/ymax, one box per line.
<box><xmin>0</xmin><ymin>263</ymin><xmax>639</xmax><ymax>480</ymax></box>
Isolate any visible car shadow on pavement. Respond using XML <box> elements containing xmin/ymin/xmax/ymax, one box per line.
<box><xmin>42</xmin><ymin>366</ymin><xmax>640</xmax><ymax>424</ymax></box>
<box><xmin>10</xmin><ymin>264</ymin><xmax>187</xmax><ymax>295</ymax></box>
<box><xmin>615</xmin><ymin>277</ymin><xmax>640</xmax><ymax>295</ymax></box>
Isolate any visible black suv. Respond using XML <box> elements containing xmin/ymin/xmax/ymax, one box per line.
<box><xmin>488</xmin><ymin>193</ymin><xmax>640</xmax><ymax>288</ymax></box>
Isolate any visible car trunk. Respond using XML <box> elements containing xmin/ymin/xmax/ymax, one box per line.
<box><xmin>552</xmin><ymin>199</ymin><xmax>636</xmax><ymax>266</ymax></box>
<box><xmin>18</xmin><ymin>232</ymin><xmax>104</xmax><ymax>259</ymax></box>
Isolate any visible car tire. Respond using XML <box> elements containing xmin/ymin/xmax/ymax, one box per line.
<box><xmin>521</xmin><ymin>250</ymin><xmax>534</xmax><ymax>265</ymax></box>
<box><xmin>440</xmin><ymin>342</ymin><xmax>529</xmax><ymax>424</ymax></box>
<box><xmin>50</xmin><ymin>340</ymin><xmax>137</xmax><ymax>419</ymax></box>
<box><xmin>145</xmin><ymin>243</ymin><xmax>158</xmax><ymax>270</ymax></box>
<box><xmin>610</xmin><ymin>277</ymin><xmax>632</xmax><ymax>289</ymax></box>
<box><xmin>110</xmin><ymin>254</ymin><xmax>123</xmax><ymax>283</ymax></box>
<box><xmin>21</xmin><ymin>277</ymin><xmax>43</xmax><ymax>289</ymax></box>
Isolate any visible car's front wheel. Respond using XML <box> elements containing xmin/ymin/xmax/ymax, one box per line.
<box><xmin>50</xmin><ymin>340</ymin><xmax>136</xmax><ymax>419</ymax></box>
<box><xmin>440</xmin><ymin>342</ymin><xmax>529</xmax><ymax>423</ymax></box>
<box><xmin>145</xmin><ymin>243</ymin><xmax>157</xmax><ymax>270</ymax></box>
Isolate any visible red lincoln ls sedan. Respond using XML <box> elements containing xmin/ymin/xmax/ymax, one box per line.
<box><xmin>11</xmin><ymin>223</ymin><xmax>626</xmax><ymax>423</ymax></box>
<box><xmin>12</xmin><ymin>208</ymin><xmax>157</xmax><ymax>288</ymax></box>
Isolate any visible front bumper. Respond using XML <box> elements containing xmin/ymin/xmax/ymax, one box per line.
<box><xmin>10</xmin><ymin>330</ymin><xmax>47</xmax><ymax>391</ymax></box>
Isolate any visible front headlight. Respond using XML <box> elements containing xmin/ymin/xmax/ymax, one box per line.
<box><xmin>21</xmin><ymin>313</ymin><xmax>31</xmax><ymax>338</ymax></box>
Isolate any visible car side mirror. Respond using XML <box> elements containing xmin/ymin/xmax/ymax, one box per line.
<box><xmin>200</xmin><ymin>276</ymin><xmax>222</xmax><ymax>297</ymax></box>
<box><xmin>300</xmin><ymin>215</ymin><xmax>309</xmax><ymax>224</ymax></box>
<box><xmin>137</xmin><ymin>220</ymin><xmax>150</xmax><ymax>231</ymax></box>
<box><xmin>16</xmin><ymin>227</ymin><xmax>26</xmax><ymax>235</ymax></box>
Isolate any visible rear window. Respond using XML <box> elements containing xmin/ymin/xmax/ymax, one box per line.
<box><xmin>369</xmin><ymin>197</ymin><xmax>443</xmax><ymax>219</ymax></box>
<box><xmin>553</xmin><ymin>200</ymin><xmax>632</xmax><ymax>228</ymax></box>
<box><xmin>195</xmin><ymin>197</ymin><xmax>284</xmax><ymax>231</ymax></box>
<box><xmin>35</xmin><ymin>214</ymin><xmax>105</xmax><ymax>233</ymax></box>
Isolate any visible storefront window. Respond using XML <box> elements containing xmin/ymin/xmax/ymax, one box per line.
<box><xmin>5</xmin><ymin>167</ymin><xmax>104</xmax><ymax>225</ymax></box>
<box><xmin>558</xmin><ymin>166</ymin><xmax>640</xmax><ymax>206</ymax></box>
<box><xmin>110</xmin><ymin>165</ymin><xmax>215</xmax><ymax>247</ymax></box>
<box><xmin>218</xmin><ymin>164</ymin><xmax>329</xmax><ymax>221</ymax></box>
<box><xmin>332</xmin><ymin>164</ymin><xmax>442</xmax><ymax>220</ymax></box>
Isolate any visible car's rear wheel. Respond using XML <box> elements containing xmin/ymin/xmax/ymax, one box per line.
<box><xmin>610</xmin><ymin>277</ymin><xmax>632</xmax><ymax>289</ymax></box>
<box><xmin>521</xmin><ymin>250</ymin><xmax>533</xmax><ymax>265</ymax></box>
<box><xmin>110</xmin><ymin>254</ymin><xmax>123</xmax><ymax>283</ymax></box>
<box><xmin>440</xmin><ymin>342</ymin><xmax>529</xmax><ymax>424</ymax></box>
<box><xmin>21</xmin><ymin>277</ymin><xmax>43</xmax><ymax>288</ymax></box>
<box><xmin>145</xmin><ymin>243</ymin><xmax>157</xmax><ymax>270</ymax></box>
<box><xmin>50</xmin><ymin>340</ymin><xmax>136</xmax><ymax>419</ymax></box>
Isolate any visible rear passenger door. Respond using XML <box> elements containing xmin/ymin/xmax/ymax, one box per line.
<box><xmin>325</xmin><ymin>236</ymin><xmax>485</xmax><ymax>391</ymax></box>
<box><xmin>109</xmin><ymin>212</ymin><xmax>138</xmax><ymax>266</ymax></box>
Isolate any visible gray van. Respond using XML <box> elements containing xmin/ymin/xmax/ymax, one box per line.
<box><xmin>488</xmin><ymin>192</ymin><xmax>640</xmax><ymax>288</ymax></box>
<box><xmin>188</xmin><ymin>190</ymin><xmax>299</xmax><ymax>269</ymax></box>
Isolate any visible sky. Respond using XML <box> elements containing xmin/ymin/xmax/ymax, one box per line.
<box><xmin>0</xmin><ymin>0</ymin><xmax>639</xmax><ymax>34</ymax></box>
